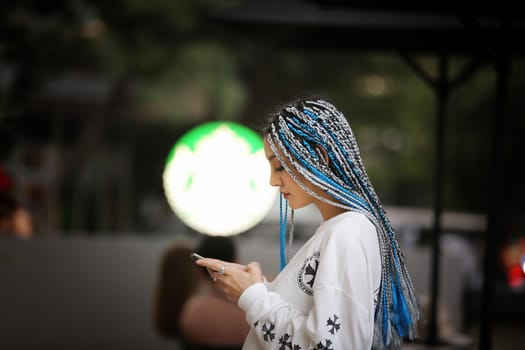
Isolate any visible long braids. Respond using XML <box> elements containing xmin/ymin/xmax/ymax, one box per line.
<box><xmin>265</xmin><ymin>98</ymin><xmax>421</xmax><ymax>349</ymax></box>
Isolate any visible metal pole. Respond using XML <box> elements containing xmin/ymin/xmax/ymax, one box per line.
<box><xmin>479</xmin><ymin>37</ymin><xmax>510</xmax><ymax>350</ymax></box>
<box><xmin>427</xmin><ymin>52</ymin><xmax>448</xmax><ymax>346</ymax></box>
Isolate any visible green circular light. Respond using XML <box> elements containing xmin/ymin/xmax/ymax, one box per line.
<box><xmin>163</xmin><ymin>121</ymin><xmax>277</xmax><ymax>236</ymax></box>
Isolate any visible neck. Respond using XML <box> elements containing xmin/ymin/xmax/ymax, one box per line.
<box><xmin>316</xmin><ymin>200</ymin><xmax>348</xmax><ymax>221</ymax></box>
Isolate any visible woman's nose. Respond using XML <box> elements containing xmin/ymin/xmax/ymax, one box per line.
<box><xmin>269</xmin><ymin>173</ymin><xmax>280</xmax><ymax>187</ymax></box>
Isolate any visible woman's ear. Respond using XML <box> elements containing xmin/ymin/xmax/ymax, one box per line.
<box><xmin>314</xmin><ymin>146</ymin><xmax>329</xmax><ymax>165</ymax></box>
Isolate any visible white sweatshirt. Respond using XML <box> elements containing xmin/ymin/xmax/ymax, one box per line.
<box><xmin>238</xmin><ymin>211</ymin><xmax>381</xmax><ymax>350</ymax></box>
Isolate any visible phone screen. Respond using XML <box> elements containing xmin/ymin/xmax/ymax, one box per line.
<box><xmin>190</xmin><ymin>252</ymin><xmax>205</xmax><ymax>261</ymax></box>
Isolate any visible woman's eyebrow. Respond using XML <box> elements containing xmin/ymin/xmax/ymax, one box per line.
<box><xmin>267</xmin><ymin>154</ymin><xmax>276</xmax><ymax>161</ymax></box>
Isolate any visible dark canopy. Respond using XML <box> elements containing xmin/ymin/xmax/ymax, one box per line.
<box><xmin>211</xmin><ymin>0</ymin><xmax>525</xmax><ymax>54</ymax></box>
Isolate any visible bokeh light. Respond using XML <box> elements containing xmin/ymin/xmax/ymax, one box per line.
<box><xmin>163</xmin><ymin>121</ymin><xmax>277</xmax><ymax>236</ymax></box>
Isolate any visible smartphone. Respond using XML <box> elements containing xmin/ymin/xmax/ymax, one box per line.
<box><xmin>190</xmin><ymin>252</ymin><xmax>205</xmax><ymax>261</ymax></box>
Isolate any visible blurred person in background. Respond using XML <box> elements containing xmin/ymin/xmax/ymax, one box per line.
<box><xmin>153</xmin><ymin>235</ymin><xmax>249</xmax><ymax>350</ymax></box>
<box><xmin>153</xmin><ymin>243</ymin><xmax>200</xmax><ymax>344</ymax></box>
<box><xmin>0</xmin><ymin>165</ymin><xmax>33</xmax><ymax>238</ymax></box>
<box><xmin>180</xmin><ymin>235</ymin><xmax>250</xmax><ymax>350</ymax></box>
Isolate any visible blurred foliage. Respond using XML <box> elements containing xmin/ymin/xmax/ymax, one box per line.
<box><xmin>1</xmin><ymin>0</ymin><xmax>523</xmax><ymax>234</ymax></box>
<box><xmin>136</xmin><ymin>42</ymin><xmax>246</xmax><ymax>123</ymax></box>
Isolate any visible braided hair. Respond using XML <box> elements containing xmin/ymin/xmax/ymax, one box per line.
<box><xmin>264</xmin><ymin>98</ymin><xmax>421</xmax><ymax>349</ymax></box>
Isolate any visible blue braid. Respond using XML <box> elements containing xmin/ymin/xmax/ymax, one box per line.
<box><xmin>278</xmin><ymin>129</ymin><xmax>371</xmax><ymax>211</ymax></box>
<box><xmin>290</xmin><ymin>113</ymin><xmax>356</xmax><ymax>187</ymax></box>
<box><xmin>281</xmin><ymin>119</ymin><xmax>371</xmax><ymax>210</ymax></box>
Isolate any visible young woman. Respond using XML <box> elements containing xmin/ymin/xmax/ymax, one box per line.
<box><xmin>196</xmin><ymin>98</ymin><xmax>421</xmax><ymax>349</ymax></box>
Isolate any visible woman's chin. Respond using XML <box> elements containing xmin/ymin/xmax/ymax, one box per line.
<box><xmin>288</xmin><ymin>201</ymin><xmax>308</xmax><ymax>210</ymax></box>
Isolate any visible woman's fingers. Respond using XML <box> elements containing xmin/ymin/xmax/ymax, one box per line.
<box><xmin>195</xmin><ymin>258</ymin><xmax>246</xmax><ymax>282</ymax></box>
<box><xmin>246</xmin><ymin>261</ymin><xmax>261</xmax><ymax>271</ymax></box>
<box><xmin>246</xmin><ymin>261</ymin><xmax>263</xmax><ymax>280</ymax></box>
<box><xmin>196</xmin><ymin>258</ymin><xmax>246</xmax><ymax>272</ymax></box>
<box><xmin>195</xmin><ymin>258</ymin><xmax>265</xmax><ymax>302</ymax></box>
<box><xmin>195</xmin><ymin>257</ymin><xmax>222</xmax><ymax>272</ymax></box>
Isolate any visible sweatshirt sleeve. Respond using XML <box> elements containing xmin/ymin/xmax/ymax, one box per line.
<box><xmin>238</xmin><ymin>214</ymin><xmax>380</xmax><ymax>349</ymax></box>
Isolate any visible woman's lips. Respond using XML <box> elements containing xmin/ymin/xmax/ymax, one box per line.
<box><xmin>282</xmin><ymin>193</ymin><xmax>290</xmax><ymax>199</ymax></box>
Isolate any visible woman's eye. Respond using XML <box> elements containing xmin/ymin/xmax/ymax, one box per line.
<box><xmin>275</xmin><ymin>166</ymin><xmax>284</xmax><ymax>172</ymax></box>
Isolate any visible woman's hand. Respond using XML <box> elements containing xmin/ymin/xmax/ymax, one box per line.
<box><xmin>195</xmin><ymin>258</ymin><xmax>263</xmax><ymax>303</ymax></box>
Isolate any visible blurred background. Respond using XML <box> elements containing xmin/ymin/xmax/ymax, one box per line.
<box><xmin>1</xmin><ymin>1</ymin><xmax>524</xmax><ymax>349</ymax></box>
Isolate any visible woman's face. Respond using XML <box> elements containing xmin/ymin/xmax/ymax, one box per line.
<box><xmin>264</xmin><ymin>138</ymin><xmax>313</xmax><ymax>210</ymax></box>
